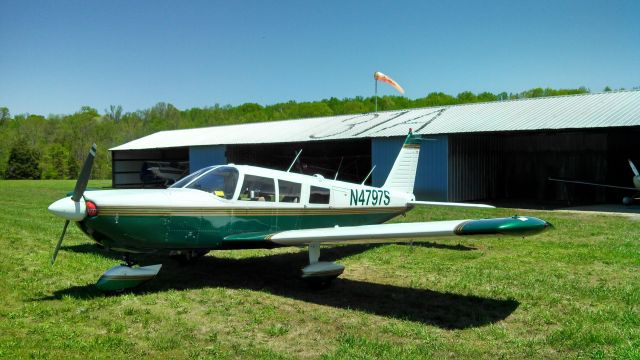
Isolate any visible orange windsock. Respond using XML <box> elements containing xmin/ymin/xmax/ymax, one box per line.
<box><xmin>374</xmin><ymin>71</ymin><xmax>405</xmax><ymax>94</ymax></box>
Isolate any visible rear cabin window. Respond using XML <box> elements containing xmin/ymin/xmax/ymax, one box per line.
<box><xmin>309</xmin><ymin>186</ymin><xmax>330</xmax><ymax>204</ymax></box>
<box><xmin>239</xmin><ymin>175</ymin><xmax>275</xmax><ymax>202</ymax></box>
<box><xmin>278</xmin><ymin>180</ymin><xmax>301</xmax><ymax>203</ymax></box>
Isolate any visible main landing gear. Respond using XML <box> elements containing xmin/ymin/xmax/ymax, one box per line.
<box><xmin>301</xmin><ymin>243</ymin><xmax>344</xmax><ymax>288</ymax></box>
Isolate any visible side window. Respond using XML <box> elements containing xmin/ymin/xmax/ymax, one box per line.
<box><xmin>239</xmin><ymin>175</ymin><xmax>275</xmax><ymax>202</ymax></box>
<box><xmin>309</xmin><ymin>186</ymin><xmax>330</xmax><ymax>204</ymax></box>
<box><xmin>278</xmin><ymin>180</ymin><xmax>301</xmax><ymax>203</ymax></box>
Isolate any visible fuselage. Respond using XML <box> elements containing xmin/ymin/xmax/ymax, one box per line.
<box><xmin>77</xmin><ymin>165</ymin><xmax>415</xmax><ymax>253</ymax></box>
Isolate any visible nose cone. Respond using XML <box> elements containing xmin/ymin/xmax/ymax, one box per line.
<box><xmin>48</xmin><ymin>197</ymin><xmax>86</xmax><ymax>221</ymax></box>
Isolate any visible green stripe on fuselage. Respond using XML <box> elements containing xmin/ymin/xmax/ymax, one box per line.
<box><xmin>81</xmin><ymin>208</ymin><xmax>406</xmax><ymax>252</ymax></box>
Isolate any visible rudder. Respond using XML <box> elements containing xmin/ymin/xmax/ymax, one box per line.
<box><xmin>382</xmin><ymin>130</ymin><xmax>421</xmax><ymax>194</ymax></box>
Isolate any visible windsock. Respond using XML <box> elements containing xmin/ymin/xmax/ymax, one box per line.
<box><xmin>374</xmin><ymin>71</ymin><xmax>405</xmax><ymax>94</ymax></box>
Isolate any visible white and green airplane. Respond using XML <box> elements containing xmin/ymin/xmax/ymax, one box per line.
<box><xmin>49</xmin><ymin>131</ymin><xmax>551</xmax><ymax>292</ymax></box>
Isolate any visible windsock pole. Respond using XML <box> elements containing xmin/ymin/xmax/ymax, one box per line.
<box><xmin>374</xmin><ymin>78</ymin><xmax>378</xmax><ymax>112</ymax></box>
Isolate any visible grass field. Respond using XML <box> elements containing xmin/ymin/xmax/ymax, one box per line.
<box><xmin>0</xmin><ymin>180</ymin><xmax>638</xmax><ymax>359</ymax></box>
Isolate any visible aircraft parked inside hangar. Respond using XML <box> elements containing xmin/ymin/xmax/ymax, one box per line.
<box><xmin>49</xmin><ymin>131</ymin><xmax>551</xmax><ymax>292</ymax></box>
<box><xmin>549</xmin><ymin>159</ymin><xmax>640</xmax><ymax>205</ymax></box>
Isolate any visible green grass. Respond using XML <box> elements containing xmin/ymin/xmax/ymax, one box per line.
<box><xmin>0</xmin><ymin>180</ymin><xmax>638</xmax><ymax>359</ymax></box>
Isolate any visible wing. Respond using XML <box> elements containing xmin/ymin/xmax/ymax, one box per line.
<box><xmin>548</xmin><ymin>177</ymin><xmax>637</xmax><ymax>191</ymax></box>
<box><xmin>223</xmin><ymin>216</ymin><xmax>551</xmax><ymax>247</ymax></box>
<box><xmin>409</xmin><ymin>200</ymin><xmax>495</xmax><ymax>208</ymax></box>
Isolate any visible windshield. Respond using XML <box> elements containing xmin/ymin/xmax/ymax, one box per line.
<box><xmin>170</xmin><ymin>166</ymin><xmax>212</xmax><ymax>188</ymax></box>
<box><xmin>183</xmin><ymin>166</ymin><xmax>239</xmax><ymax>199</ymax></box>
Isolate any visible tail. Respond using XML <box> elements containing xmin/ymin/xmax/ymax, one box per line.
<box><xmin>629</xmin><ymin>159</ymin><xmax>639</xmax><ymax>176</ymax></box>
<box><xmin>382</xmin><ymin>130</ymin><xmax>421</xmax><ymax>194</ymax></box>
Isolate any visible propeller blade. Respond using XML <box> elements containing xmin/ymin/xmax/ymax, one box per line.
<box><xmin>628</xmin><ymin>159</ymin><xmax>639</xmax><ymax>177</ymax></box>
<box><xmin>51</xmin><ymin>220</ymin><xmax>70</xmax><ymax>265</ymax></box>
<box><xmin>71</xmin><ymin>144</ymin><xmax>97</xmax><ymax>202</ymax></box>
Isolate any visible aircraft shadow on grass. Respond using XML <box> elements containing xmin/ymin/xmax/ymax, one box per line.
<box><xmin>41</xmin><ymin>242</ymin><xmax>518</xmax><ymax>330</ymax></box>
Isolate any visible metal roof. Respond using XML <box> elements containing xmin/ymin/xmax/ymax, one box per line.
<box><xmin>111</xmin><ymin>90</ymin><xmax>640</xmax><ymax>151</ymax></box>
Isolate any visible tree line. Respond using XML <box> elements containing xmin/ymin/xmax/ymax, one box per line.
<box><xmin>0</xmin><ymin>86</ymin><xmax>597</xmax><ymax>180</ymax></box>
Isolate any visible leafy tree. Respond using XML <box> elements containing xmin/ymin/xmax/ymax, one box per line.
<box><xmin>0</xmin><ymin>107</ymin><xmax>9</xmax><ymax>126</ymax></box>
<box><xmin>41</xmin><ymin>144</ymin><xmax>69</xmax><ymax>179</ymax></box>
<box><xmin>457</xmin><ymin>91</ymin><xmax>477</xmax><ymax>103</ymax></box>
<box><xmin>4</xmin><ymin>139</ymin><xmax>41</xmax><ymax>179</ymax></box>
<box><xmin>477</xmin><ymin>92</ymin><xmax>498</xmax><ymax>102</ymax></box>
<box><xmin>105</xmin><ymin>105</ymin><xmax>123</xmax><ymax>122</ymax></box>
<box><xmin>418</xmin><ymin>92</ymin><xmax>457</xmax><ymax>107</ymax></box>
<box><xmin>67</xmin><ymin>151</ymin><xmax>79</xmax><ymax>179</ymax></box>
<box><xmin>604</xmin><ymin>86</ymin><xmax>612</xmax><ymax>92</ymax></box>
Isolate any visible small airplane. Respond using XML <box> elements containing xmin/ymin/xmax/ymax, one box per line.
<box><xmin>49</xmin><ymin>130</ymin><xmax>551</xmax><ymax>292</ymax></box>
<box><xmin>140</xmin><ymin>160</ymin><xmax>189</xmax><ymax>185</ymax></box>
<box><xmin>549</xmin><ymin>159</ymin><xmax>640</xmax><ymax>205</ymax></box>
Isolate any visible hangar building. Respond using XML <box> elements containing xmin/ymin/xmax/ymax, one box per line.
<box><xmin>111</xmin><ymin>90</ymin><xmax>640</xmax><ymax>204</ymax></box>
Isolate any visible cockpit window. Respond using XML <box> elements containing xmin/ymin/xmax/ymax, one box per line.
<box><xmin>176</xmin><ymin>166</ymin><xmax>239</xmax><ymax>199</ymax></box>
<box><xmin>170</xmin><ymin>167</ymin><xmax>211</xmax><ymax>188</ymax></box>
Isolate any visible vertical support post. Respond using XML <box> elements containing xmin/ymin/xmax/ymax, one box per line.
<box><xmin>308</xmin><ymin>243</ymin><xmax>320</xmax><ymax>264</ymax></box>
<box><xmin>375</xmin><ymin>79</ymin><xmax>378</xmax><ymax>112</ymax></box>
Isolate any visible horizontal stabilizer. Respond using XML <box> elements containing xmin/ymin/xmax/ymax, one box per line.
<box><xmin>409</xmin><ymin>200</ymin><xmax>495</xmax><ymax>209</ymax></box>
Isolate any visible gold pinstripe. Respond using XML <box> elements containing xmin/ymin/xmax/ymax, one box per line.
<box><xmin>97</xmin><ymin>206</ymin><xmax>408</xmax><ymax>217</ymax></box>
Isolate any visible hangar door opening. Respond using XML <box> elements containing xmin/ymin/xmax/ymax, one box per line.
<box><xmin>112</xmin><ymin>147</ymin><xmax>189</xmax><ymax>188</ymax></box>
<box><xmin>448</xmin><ymin>128</ymin><xmax>640</xmax><ymax>205</ymax></box>
<box><xmin>226</xmin><ymin>139</ymin><xmax>372</xmax><ymax>184</ymax></box>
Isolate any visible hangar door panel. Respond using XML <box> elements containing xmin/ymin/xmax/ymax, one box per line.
<box><xmin>448</xmin><ymin>135</ymin><xmax>501</xmax><ymax>202</ymax></box>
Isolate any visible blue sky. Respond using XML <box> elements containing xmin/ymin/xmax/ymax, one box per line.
<box><xmin>1</xmin><ymin>0</ymin><xmax>638</xmax><ymax>116</ymax></box>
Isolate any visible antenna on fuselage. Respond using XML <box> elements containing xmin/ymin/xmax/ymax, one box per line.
<box><xmin>361</xmin><ymin>165</ymin><xmax>376</xmax><ymax>185</ymax></box>
<box><xmin>287</xmin><ymin>149</ymin><xmax>303</xmax><ymax>172</ymax></box>
<box><xmin>334</xmin><ymin>157</ymin><xmax>344</xmax><ymax>180</ymax></box>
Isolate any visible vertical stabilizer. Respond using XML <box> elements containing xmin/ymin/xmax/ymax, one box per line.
<box><xmin>382</xmin><ymin>130</ymin><xmax>421</xmax><ymax>194</ymax></box>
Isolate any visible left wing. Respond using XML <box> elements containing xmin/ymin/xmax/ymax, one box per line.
<box><xmin>223</xmin><ymin>216</ymin><xmax>551</xmax><ymax>247</ymax></box>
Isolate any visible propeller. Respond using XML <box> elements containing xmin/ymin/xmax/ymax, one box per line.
<box><xmin>51</xmin><ymin>143</ymin><xmax>97</xmax><ymax>265</ymax></box>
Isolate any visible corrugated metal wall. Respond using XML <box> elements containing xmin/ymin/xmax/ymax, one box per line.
<box><xmin>189</xmin><ymin>145</ymin><xmax>227</xmax><ymax>173</ymax></box>
<box><xmin>416</xmin><ymin>135</ymin><xmax>448</xmax><ymax>201</ymax></box>
<box><xmin>447</xmin><ymin>131</ymin><xmax>613</xmax><ymax>203</ymax></box>
<box><xmin>501</xmin><ymin>131</ymin><xmax>608</xmax><ymax>203</ymax></box>
<box><xmin>371</xmin><ymin>136</ymin><xmax>449</xmax><ymax>201</ymax></box>
<box><xmin>371</xmin><ymin>137</ymin><xmax>403</xmax><ymax>188</ymax></box>
<box><xmin>448</xmin><ymin>134</ymin><xmax>501</xmax><ymax>202</ymax></box>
